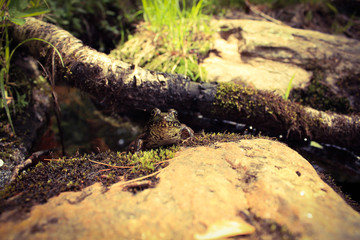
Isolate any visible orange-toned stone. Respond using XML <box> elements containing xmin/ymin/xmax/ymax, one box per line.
<box><xmin>1</xmin><ymin>139</ymin><xmax>359</xmax><ymax>239</ymax></box>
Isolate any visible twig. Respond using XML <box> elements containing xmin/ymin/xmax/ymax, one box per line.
<box><xmin>245</xmin><ymin>0</ymin><xmax>285</xmax><ymax>25</ymax></box>
<box><xmin>155</xmin><ymin>159</ymin><xmax>173</xmax><ymax>165</ymax></box>
<box><xmin>88</xmin><ymin>159</ymin><xmax>133</xmax><ymax>169</ymax></box>
<box><xmin>10</xmin><ymin>150</ymin><xmax>50</xmax><ymax>182</ymax></box>
<box><xmin>97</xmin><ymin>168</ymin><xmax>112</xmax><ymax>173</ymax></box>
<box><xmin>43</xmin><ymin>158</ymin><xmax>63</xmax><ymax>161</ymax></box>
<box><xmin>10</xmin><ymin>158</ymin><xmax>33</xmax><ymax>182</ymax></box>
<box><xmin>117</xmin><ymin>169</ymin><xmax>163</xmax><ymax>187</ymax></box>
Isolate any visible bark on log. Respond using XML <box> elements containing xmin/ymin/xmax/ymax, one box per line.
<box><xmin>10</xmin><ymin>17</ymin><xmax>360</xmax><ymax>150</ymax></box>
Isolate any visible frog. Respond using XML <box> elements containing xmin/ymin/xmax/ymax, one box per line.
<box><xmin>128</xmin><ymin>108</ymin><xmax>194</xmax><ymax>152</ymax></box>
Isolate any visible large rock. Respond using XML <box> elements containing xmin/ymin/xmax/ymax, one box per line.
<box><xmin>202</xmin><ymin>19</ymin><xmax>360</xmax><ymax>98</ymax></box>
<box><xmin>1</xmin><ymin>139</ymin><xmax>359</xmax><ymax>239</ymax></box>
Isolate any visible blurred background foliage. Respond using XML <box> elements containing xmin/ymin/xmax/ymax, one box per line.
<box><xmin>43</xmin><ymin>0</ymin><xmax>359</xmax><ymax>80</ymax></box>
<box><xmin>44</xmin><ymin>0</ymin><xmax>141</xmax><ymax>53</ymax></box>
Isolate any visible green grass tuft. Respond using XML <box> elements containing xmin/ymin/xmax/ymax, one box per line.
<box><xmin>110</xmin><ymin>0</ymin><xmax>213</xmax><ymax>81</ymax></box>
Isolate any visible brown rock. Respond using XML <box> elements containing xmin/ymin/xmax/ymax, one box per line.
<box><xmin>1</xmin><ymin>139</ymin><xmax>359</xmax><ymax>239</ymax></box>
<box><xmin>202</xmin><ymin>19</ymin><xmax>360</xmax><ymax>98</ymax></box>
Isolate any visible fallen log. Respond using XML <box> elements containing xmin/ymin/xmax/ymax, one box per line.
<box><xmin>10</xmin><ymin>17</ymin><xmax>360</xmax><ymax>150</ymax></box>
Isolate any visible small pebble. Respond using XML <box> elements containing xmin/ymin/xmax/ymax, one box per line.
<box><xmin>0</xmin><ymin>159</ymin><xmax>4</xmax><ymax>167</ymax></box>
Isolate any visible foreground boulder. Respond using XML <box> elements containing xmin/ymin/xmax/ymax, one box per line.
<box><xmin>1</xmin><ymin>139</ymin><xmax>359</xmax><ymax>239</ymax></box>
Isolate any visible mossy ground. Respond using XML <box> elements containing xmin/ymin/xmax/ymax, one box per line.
<box><xmin>0</xmin><ymin>147</ymin><xmax>175</xmax><ymax>213</ymax></box>
<box><xmin>0</xmin><ymin>132</ymin><xmax>262</xmax><ymax>214</ymax></box>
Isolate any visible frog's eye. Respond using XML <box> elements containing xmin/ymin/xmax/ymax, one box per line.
<box><xmin>151</xmin><ymin>108</ymin><xmax>161</xmax><ymax>116</ymax></box>
<box><xmin>169</xmin><ymin>109</ymin><xmax>178</xmax><ymax>118</ymax></box>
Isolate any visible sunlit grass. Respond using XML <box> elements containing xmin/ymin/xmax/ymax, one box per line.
<box><xmin>111</xmin><ymin>0</ymin><xmax>213</xmax><ymax>81</ymax></box>
<box><xmin>283</xmin><ymin>74</ymin><xmax>295</xmax><ymax>100</ymax></box>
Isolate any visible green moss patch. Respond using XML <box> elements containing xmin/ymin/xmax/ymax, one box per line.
<box><xmin>290</xmin><ymin>70</ymin><xmax>352</xmax><ymax>114</ymax></box>
<box><xmin>0</xmin><ymin>148</ymin><xmax>176</xmax><ymax>213</ymax></box>
<box><xmin>183</xmin><ymin>132</ymin><xmax>264</xmax><ymax>148</ymax></box>
<box><xmin>212</xmin><ymin>82</ymin><xmax>315</xmax><ymax>139</ymax></box>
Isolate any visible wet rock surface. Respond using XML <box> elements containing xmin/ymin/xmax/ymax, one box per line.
<box><xmin>1</xmin><ymin>139</ymin><xmax>359</xmax><ymax>239</ymax></box>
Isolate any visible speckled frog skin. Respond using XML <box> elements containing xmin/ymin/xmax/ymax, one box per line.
<box><xmin>128</xmin><ymin>108</ymin><xmax>194</xmax><ymax>152</ymax></box>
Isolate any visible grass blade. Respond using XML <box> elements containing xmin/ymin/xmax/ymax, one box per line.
<box><xmin>0</xmin><ymin>68</ymin><xmax>15</xmax><ymax>134</ymax></box>
<box><xmin>9</xmin><ymin>37</ymin><xmax>65</xmax><ymax>67</ymax></box>
<box><xmin>284</xmin><ymin>73</ymin><xmax>295</xmax><ymax>100</ymax></box>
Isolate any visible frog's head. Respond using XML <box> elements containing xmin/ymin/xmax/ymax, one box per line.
<box><xmin>148</xmin><ymin>108</ymin><xmax>181</xmax><ymax>129</ymax></box>
<box><xmin>128</xmin><ymin>108</ymin><xmax>194</xmax><ymax>152</ymax></box>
